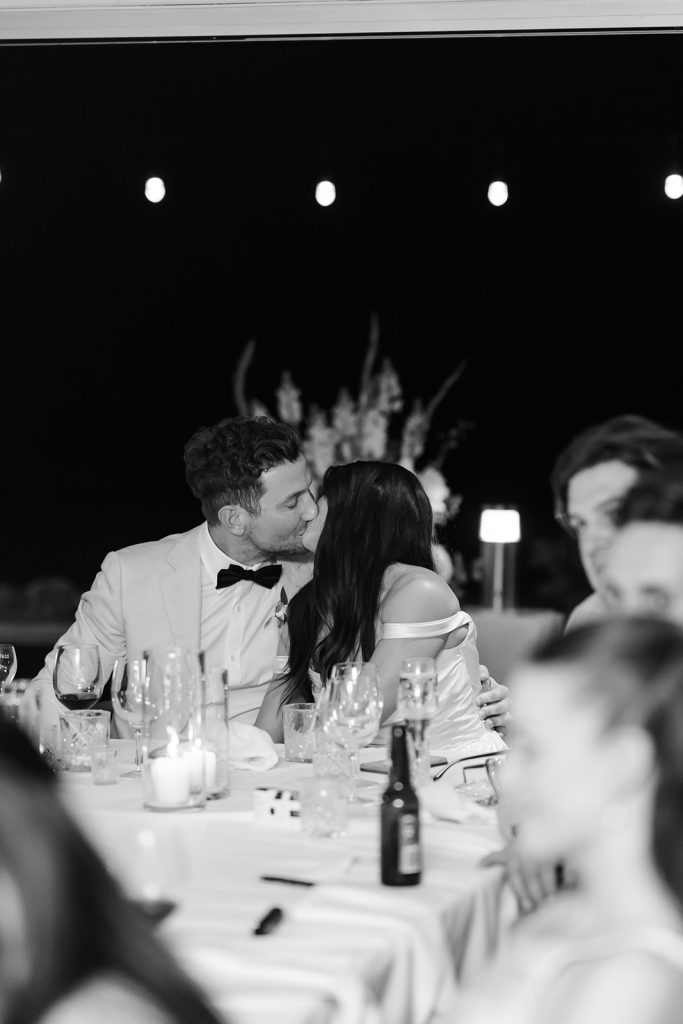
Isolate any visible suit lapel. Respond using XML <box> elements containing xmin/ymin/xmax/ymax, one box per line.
<box><xmin>159</xmin><ymin>527</ymin><xmax>203</xmax><ymax>650</ymax></box>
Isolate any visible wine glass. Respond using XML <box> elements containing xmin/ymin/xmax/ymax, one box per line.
<box><xmin>0</xmin><ymin>644</ymin><xmax>19</xmax><ymax>724</ymax></box>
<box><xmin>111</xmin><ymin>657</ymin><xmax>147</xmax><ymax>776</ymax></box>
<box><xmin>52</xmin><ymin>643</ymin><xmax>104</xmax><ymax>711</ymax></box>
<box><xmin>0</xmin><ymin>643</ymin><xmax>17</xmax><ymax>690</ymax></box>
<box><xmin>321</xmin><ymin>661</ymin><xmax>383</xmax><ymax>801</ymax></box>
<box><xmin>398</xmin><ymin>656</ymin><xmax>438</xmax><ymax>789</ymax></box>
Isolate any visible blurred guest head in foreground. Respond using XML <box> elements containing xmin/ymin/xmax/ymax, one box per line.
<box><xmin>457</xmin><ymin>616</ymin><xmax>683</xmax><ymax>1024</ymax></box>
<box><xmin>0</xmin><ymin>718</ymin><xmax>224</xmax><ymax>1024</ymax></box>
<box><xmin>550</xmin><ymin>414</ymin><xmax>683</xmax><ymax>631</ymax></box>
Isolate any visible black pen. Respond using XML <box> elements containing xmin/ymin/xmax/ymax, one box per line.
<box><xmin>253</xmin><ymin>906</ymin><xmax>284</xmax><ymax>935</ymax></box>
<box><xmin>260</xmin><ymin>874</ymin><xmax>315</xmax><ymax>887</ymax></box>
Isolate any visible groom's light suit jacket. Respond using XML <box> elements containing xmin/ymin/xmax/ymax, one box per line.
<box><xmin>32</xmin><ymin>524</ymin><xmax>313</xmax><ymax>723</ymax></box>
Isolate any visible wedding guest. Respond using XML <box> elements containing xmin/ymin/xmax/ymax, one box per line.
<box><xmin>550</xmin><ymin>413</ymin><xmax>683</xmax><ymax>631</ymax></box>
<box><xmin>603</xmin><ymin>471</ymin><xmax>683</xmax><ymax>623</ymax></box>
<box><xmin>0</xmin><ymin>717</ymin><xmax>225</xmax><ymax>1024</ymax></box>
<box><xmin>480</xmin><ymin>416</ymin><xmax>683</xmax><ymax>914</ymax></box>
<box><xmin>28</xmin><ymin>414</ymin><xmax>510</xmax><ymax>737</ymax></box>
<box><xmin>452</xmin><ymin>617</ymin><xmax>683</xmax><ymax>1024</ymax></box>
<box><xmin>256</xmin><ymin>460</ymin><xmax>508</xmax><ymax>761</ymax></box>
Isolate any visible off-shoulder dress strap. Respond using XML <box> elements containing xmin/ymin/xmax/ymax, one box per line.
<box><xmin>381</xmin><ymin>610</ymin><xmax>473</xmax><ymax>640</ymax></box>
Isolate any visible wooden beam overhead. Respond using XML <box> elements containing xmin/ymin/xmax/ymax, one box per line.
<box><xmin>0</xmin><ymin>1</ymin><xmax>682</xmax><ymax>43</ymax></box>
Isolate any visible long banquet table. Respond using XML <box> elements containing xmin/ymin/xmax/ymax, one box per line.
<box><xmin>57</xmin><ymin>740</ymin><xmax>517</xmax><ymax>1024</ymax></box>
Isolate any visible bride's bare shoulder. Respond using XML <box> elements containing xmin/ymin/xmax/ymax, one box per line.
<box><xmin>381</xmin><ymin>563</ymin><xmax>459</xmax><ymax>621</ymax></box>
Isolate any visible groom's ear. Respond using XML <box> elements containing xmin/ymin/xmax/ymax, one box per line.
<box><xmin>218</xmin><ymin>505</ymin><xmax>248</xmax><ymax>536</ymax></box>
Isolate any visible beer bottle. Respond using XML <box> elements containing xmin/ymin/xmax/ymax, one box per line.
<box><xmin>380</xmin><ymin>722</ymin><xmax>421</xmax><ymax>886</ymax></box>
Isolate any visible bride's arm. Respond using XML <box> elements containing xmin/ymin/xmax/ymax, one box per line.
<box><xmin>254</xmin><ymin>673</ymin><xmax>288</xmax><ymax>742</ymax></box>
<box><xmin>371</xmin><ymin>572</ymin><xmax>463</xmax><ymax>720</ymax></box>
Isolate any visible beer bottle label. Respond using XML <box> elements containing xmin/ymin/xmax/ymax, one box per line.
<box><xmin>398</xmin><ymin>814</ymin><xmax>421</xmax><ymax>874</ymax></box>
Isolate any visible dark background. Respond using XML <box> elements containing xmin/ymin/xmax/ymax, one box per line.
<box><xmin>2</xmin><ymin>28</ymin><xmax>683</xmax><ymax>619</ymax></box>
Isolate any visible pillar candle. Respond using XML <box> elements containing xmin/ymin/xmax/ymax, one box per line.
<box><xmin>150</xmin><ymin>754</ymin><xmax>191</xmax><ymax>805</ymax></box>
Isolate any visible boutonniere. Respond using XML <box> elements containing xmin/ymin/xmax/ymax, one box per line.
<box><xmin>274</xmin><ymin>587</ymin><xmax>288</xmax><ymax>627</ymax></box>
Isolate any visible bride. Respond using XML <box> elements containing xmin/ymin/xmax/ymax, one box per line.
<box><xmin>255</xmin><ymin>459</ymin><xmax>507</xmax><ymax>761</ymax></box>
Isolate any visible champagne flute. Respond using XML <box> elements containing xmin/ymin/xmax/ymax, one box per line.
<box><xmin>321</xmin><ymin>661</ymin><xmax>383</xmax><ymax>801</ymax></box>
<box><xmin>398</xmin><ymin>656</ymin><xmax>438</xmax><ymax>789</ymax></box>
<box><xmin>111</xmin><ymin>657</ymin><xmax>147</xmax><ymax>776</ymax></box>
<box><xmin>52</xmin><ymin>643</ymin><xmax>104</xmax><ymax>711</ymax></box>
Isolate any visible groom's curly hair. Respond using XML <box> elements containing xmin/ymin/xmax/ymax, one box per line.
<box><xmin>184</xmin><ymin>415</ymin><xmax>303</xmax><ymax>524</ymax></box>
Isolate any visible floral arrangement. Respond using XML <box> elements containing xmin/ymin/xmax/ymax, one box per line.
<box><xmin>231</xmin><ymin>314</ymin><xmax>473</xmax><ymax>591</ymax></box>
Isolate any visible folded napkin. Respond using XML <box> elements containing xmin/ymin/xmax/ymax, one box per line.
<box><xmin>229</xmin><ymin>721</ymin><xmax>279</xmax><ymax>771</ymax></box>
<box><xmin>419</xmin><ymin>779</ymin><xmax>497</xmax><ymax>825</ymax></box>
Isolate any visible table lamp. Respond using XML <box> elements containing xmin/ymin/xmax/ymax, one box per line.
<box><xmin>478</xmin><ymin>506</ymin><xmax>521</xmax><ymax>612</ymax></box>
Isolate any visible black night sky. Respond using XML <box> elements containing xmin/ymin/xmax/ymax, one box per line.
<box><xmin>2</xmin><ymin>29</ymin><xmax>683</xmax><ymax>611</ymax></box>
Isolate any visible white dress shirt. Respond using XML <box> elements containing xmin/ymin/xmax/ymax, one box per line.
<box><xmin>199</xmin><ymin>523</ymin><xmax>283</xmax><ymax>723</ymax></box>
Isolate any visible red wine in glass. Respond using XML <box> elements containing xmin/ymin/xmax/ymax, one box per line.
<box><xmin>54</xmin><ymin>692</ymin><xmax>101</xmax><ymax>711</ymax></box>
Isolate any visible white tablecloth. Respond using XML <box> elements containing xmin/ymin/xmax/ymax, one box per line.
<box><xmin>57</xmin><ymin>741</ymin><xmax>516</xmax><ymax>1024</ymax></box>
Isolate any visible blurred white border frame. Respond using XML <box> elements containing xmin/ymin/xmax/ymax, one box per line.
<box><xmin>1</xmin><ymin>1</ymin><xmax>683</xmax><ymax>42</ymax></box>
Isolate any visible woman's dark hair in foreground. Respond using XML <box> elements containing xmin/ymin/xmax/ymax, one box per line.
<box><xmin>527</xmin><ymin>616</ymin><xmax>683</xmax><ymax>909</ymax></box>
<box><xmin>0</xmin><ymin>718</ymin><xmax>224</xmax><ymax>1024</ymax></box>
<box><xmin>281</xmin><ymin>460</ymin><xmax>436</xmax><ymax>706</ymax></box>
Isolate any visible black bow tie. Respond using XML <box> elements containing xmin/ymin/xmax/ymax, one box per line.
<box><xmin>216</xmin><ymin>564</ymin><xmax>283</xmax><ymax>590</ymax></box>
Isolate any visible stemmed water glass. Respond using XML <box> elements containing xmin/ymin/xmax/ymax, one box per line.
<box><xmin>111</xmin><ymin>657</ymin><xmax>147</xmax><ymax>776</ymax></box>
<box><xmin>320</xmin><ymin>661</ymin><xmax>383</xmax><ymax>800</ymax></box>
<box><xmin>397</xmin><ymin>656</ymin><xmax>438</xmax><ymax>789</ymax></box>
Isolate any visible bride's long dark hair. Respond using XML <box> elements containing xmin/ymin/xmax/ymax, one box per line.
<box><xmin>280</xmin><ymin>460</ymin><xmax>436</xmax><ymax>706</ymax></box>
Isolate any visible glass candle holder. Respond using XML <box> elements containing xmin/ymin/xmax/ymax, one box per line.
<box><xmin>142</xmin><ymin>647</ymin><xmax>207</xmax><ymax>812</ymax></box>
<box><xmin>201</xmin><ymin>667</ymin><xmax>230</xmax><ymax>799</ymax></box>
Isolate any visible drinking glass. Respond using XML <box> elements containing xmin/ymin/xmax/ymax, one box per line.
<box><xmin>0</xmin><ymin>644</ymin><xmax>21</xmax><ymax>725</ymax></box>
<box><xmin>485</xmin><ymin>754</ymin><xmax>507</xmax><ymax>806</ymax></box>
<box><xmin>52</xmin><ymin>643</ymin><xmax>104</xmax><ymax>711</ymax></box>
<box><xmin>0</xmin><ymin>643</ymin><xmax>17</xmax><ymax>691</ymax></box>
<box><xmin>59</xmin><ymin>708</ymin><xmax>111</xmax><ymax>771</ymax></box>
<box><xmin>398</xmin><ymin>656</ymin><xmax>438</xmax><ymax>789</ymax></box>
<box><xmin>321</xmin><ymin>661</ymin><xmax>383</xmax><ymax>801</ymax></box>
<box><xmin>201</xmin><ymin>666</ymin><xmax>230</xmax><ymax>799</ymax></box>
<box><xmin>111</xmin><ymin>657</ymin><xmax>147</xmax><ymax>777</ymax></box>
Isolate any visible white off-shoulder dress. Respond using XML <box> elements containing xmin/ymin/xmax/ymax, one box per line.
<box><xmin>382</xmin><ymin>610</ymin><xmax>507</xmax><ymax>760</ymax></box>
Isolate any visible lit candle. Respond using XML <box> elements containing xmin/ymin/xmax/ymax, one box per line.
<box><xmin>150</xmin><ymin>754</ymin><xmax>191</xmax><ymax>805</ymax></box>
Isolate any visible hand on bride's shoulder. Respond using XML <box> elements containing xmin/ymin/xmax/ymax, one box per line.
<box><xmin>381</xmin><ymin>563</ymin><xmax>460</xmax><ymax>622</ymax></box>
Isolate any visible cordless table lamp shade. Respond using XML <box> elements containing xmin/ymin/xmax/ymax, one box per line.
<box><xmin>479</xmin><ymin>507</ymin><xmax>521</xmax><ymax>611</ymax></box>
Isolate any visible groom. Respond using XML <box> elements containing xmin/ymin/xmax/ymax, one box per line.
<box><xmin>29</xmin><ymin>414</ymin><xmax>509</xmax><ymax>733</ymax></box>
